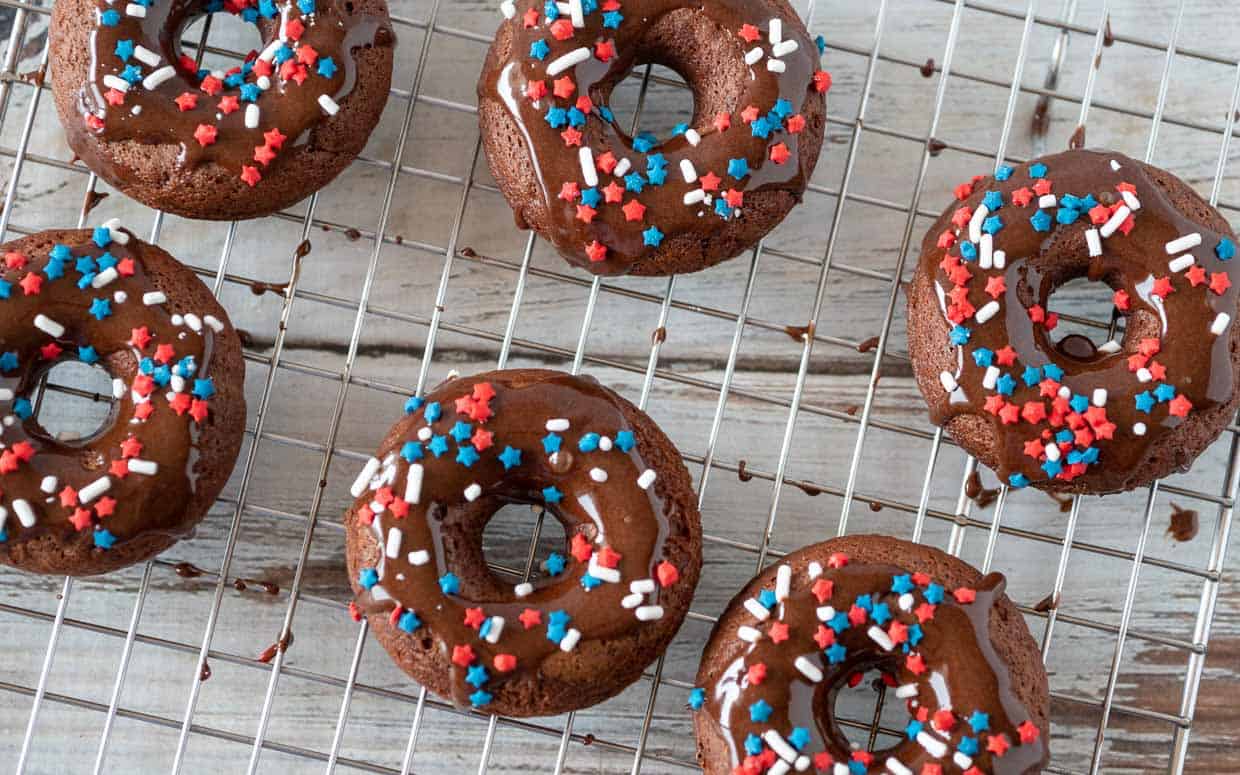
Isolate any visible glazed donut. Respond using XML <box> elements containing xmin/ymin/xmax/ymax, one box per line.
<box><xmin>477</xmin><ymin>0</ymin><xmax>829</xmax><ymax>276</ymax></box>
<box><xmin>345</xmin><ymin>369</ymin><xmax>702</xmax><ymax>716</ymax></box>
<box><xmin>907</xmin><ymin>150</ymin><xmax>1240</xmax><ymax>494</ymax></box>
<box><xmin>50</xmin><ymin>0</ymin><xmax>394</xmax><ymax>220</ymax></box>
<box><xmin>692</xmin><ymin>535</ymin><xmax>1050</xmax><ymax>775</ymax></box>
<box><xmin>0</xmin><ymin>226</ymin><xmax>245</xmax><ymax>575</ymax></box>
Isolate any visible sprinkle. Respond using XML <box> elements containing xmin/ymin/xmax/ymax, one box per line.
<box><xmin>1121</xmin><ymin>190</ymin><xmax>1141</xmax><ymax>211</ymax></box>
<box><xmin>1093</xmin><ymin>388</ymin><xmax>1108</xmax><ymax>407</ymax></box>
<box><xmin>128</xmin><ymin>459</ymin><xmax>158</xmax><ymax>475</ymax></box>
<box><xmin>744</xmin><ymin>47</ymin><xmax>764</xmax><ymax>66</ymax></box>
<box><xmin>772</xmin><ymin>39</ymin><xmax>799</xmax><ymax>57</ymax></box>
<box><xmin>737</xmin><ymin>625</ymin><xmax>762</xmax><ymax>643</ymax></box>
<box><xmin>318</xmin><ymin>95</ymin><xmax>340</xmax><ymax>115</ymax></box>
<box><xmin>794</xmin><ymin>655</ymin><xmax>823</xmax><ymax>683</ymax></box>
<box><xmin>1100</xmin><ymin>205</ymin><xmax>1131</xmax><ymax>238</ymax></box>
<box><xmin>559</xmin><ymin>628</ymin><xmax>581</xmax><ymax>651</ymax></box>
<box><xmin>766</xmin><ymin>59</ymin><xmax>786</xmax><ymax>73</ymax></box>
<box><xmin>1165</xmin><ymin>233</ymin><xmax>1202</xmax><ymax>254</ymax></box>
<box><xmin>12</xmin><ymin>499</ymin><xmax>35</xmax><ymax>527</ymax></box>
<box><xmin>405</xmin><ymin>463</ymin><xmax>424</xmax><ymax>504</ymax></box>
<box><xmin>34</xmin><ymin>314</ymin><xmax>65</xmax><ymax>338</ymax></box>
<box><xmin>1212</xmin><ymin>313</ymin><xmax>1231</xmax><ymax>335</ymax></box>
<box><xmin>79</xmin><ymin>477</ymin><xmax>112</xmax><ymax>504</ymax></box>
<box><xmin>1086</xmin><ymin>228</ymin><xmax>1102</xmax><ymax>257</ymax></box>
<box><xmin>464</xmin><ymin>483</ymin><xmax>482</xmax><ymax>501</ymax></box>
<box><xmin>125</xmin><ymin>3</ymin><xmax>146</xmax><ymax>17</ymax></box>
<box><xmin>679</xmin><ymin>159</ymin><xmax>698</xmax><ymax>184</ymax></box>
<box><xmin>1169</xmin><ymin>254</ymin><xmax>1195</xmax><ymax>272</ymax></box>
<box><xmin>547</xmin><ymin>46</ymin><xmax>591</xmax><ymax>76</ymax></box>
<box><xmin>939</xmin><ymin>371</ymin><xmax>957</xmax><ymax>393</ymax></box>
<box><xmin>637</xmin><ymin>469</ymin><xmax>657</xmax><ymax>489</ymax></box>
<box><xmin>763</xmin><ymin>730</ymin><xmax>797</xmax><ymax>763</ymax></box>
<box><xmin>142</xmin><ymin>66</ymin><xmax>176</xmax><ymax>90</ymax></box>
<box><xmin>975</xmin><ymin>301</ymin><xmax>1000</xmax><ymax>324</ymax></box>
<box><xmin>744</xmin><ymin>598</ymin><xmax>771</xmax><ymax>621</ymax></box>
<box><xmin>1217</xmin><ymin>238</ymin><xmax>1236</xmax><ymax>260</ymax></box>
<box><xmin>635</xmin><ymin>605</ymin><xmax>664</xmax><ymax>621</ymax></box>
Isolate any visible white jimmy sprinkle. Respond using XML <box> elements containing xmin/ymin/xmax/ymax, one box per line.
<box><xmin>894</xmin><ymin>683</ymin><xmax>919</xmax><ymax>698</ymax></box>
<box><xmin>1092</xmin><ymin>388</ymin><xmax>1108</xmax><ymax>407</ymax></box>
<box><xmin>807</xmin><ymin>561</ymin><xmax>823</xmax><ymax>580</ymax></box>
<box><xmin>680</xmin><ymin>158</ymin><xmax>698</xmax><ymax>184</ymax></box>
<box><xmin>598</xmin><ymin>435</ymin><xmax>613</xmax><ymax>451</ymax></box>
<box><xmin>637</xmin><ymin>469</ymin><xmax>657</xmax><ymax>489</ymax></box>
<box><xmin>142</xmin><ymin>66</ymin><xmax>176</xmax><ymax>90</ymax></box>
<box><xmin>384</xmin><ymin>527</ymin><xmax>402</xmax><ymax>558</ymax></box>
<box><xmin>184</xmin><ymin>313</ymin><xmax>202</xmax><ymax>332</ymax></box>
<box><xmin>772</xmin><ymin>39</ymin><xmax>799</xmax><ymax>57</ymax></box>
<box><xmin>975</xmin><ymin>300</ymin><xmax>1000</xmax><ymax>324</ymax></box>
<box><xmin>768</xmin><ymin>761</ymin><xmax>790</xmax><ymax>775</ymax></box>
<box><xmin>1100</xmin><ymin>205</ymin><xmax>1131</xmax><ymax>238</ymax></box>
<box><xmin>953</xmin><ymin>752</ymin><xmax>974</xmax><ymax>770</ymax></box>
<box><xmin>559</xmin><ymin>627</ymin><xmax>582</xmax><ymax>651</ymax></box>
<box><xmin>514</xmin><ymin>582</ymin><xmax>533</xmax><ymax>597</ymax></box>
<box><xmin>683</xmin><ymin>189</ymin><xmax>707</xmax><ymax>206</ymax></box>
<box><xmin>546</xmin><ymin>47</ymin><xmax>591</xmax><ymax>76</ymax></box>
<box><xmin>143</xmin><ymin>291</ymin><xmax>167</xmax><ymax>306</ymax></box>
<box><xmin>1045</xmin><ymin>442</ymin><xmax>1060</xmax><ymax>462</ymax></box>
<box><xmin>40</xmin><ymin>476</ymin><xmax>58</xmax><ymax>494</ymax></box>
<box><xmin>499</xmin><ymin>0</ymin><xmax>516</xmax><ymax>19</ymax></box>
<box><xmin>1134</xmin><ymin>422</ymin><xmax>1147</xmax><ymax>436</ymax></box>
<box><xmin>318</xmin><ymin>95</ymin><xmax>340</xmax><ymax>115</ymax></box>
<box><xmin>794</xmin><ymin>756</ymin><xmax>811</xmax><ymax>772</ymax></box>
<box><xmin>13</xmin><ymin>499</ymin><xmax>35</xmax><ymax>528</ymax></box>
<box><xmin>589</xmin><ymin>467</ymin><xmax>608</xmax><ymax>482</ymax></box>
<box><xmin>834</xmin><ymin>765</ymin><xmax>850</xmax><ymax>775</ymax></box>
<box><xmin>684</xmin><ymin>128</ymin><xmax>701</xmax><ymax>146</ymax></box>
<box><xmin>916</xmin><ymin>731</ymin><xmax>948</xmax><ymax>758</ymax></box>
<box><xmin>743</xmin><ymin>598</ymin><xmax>771</xmax><ymax>621</ymax></box>
<box><xmin>768</xmin><ymin>17</ymin><xmax>783</xmax><ymax>44</ymax></box>
<box><xmin>621</xmin><ymin>592</ymin><xmax>643</xmax><ymax>609</ymax></box>
<box><xmin>1168</xmin><ymin>254</ymin><xmax>1195</xmax><ymax>273</ymax></box>
<box><xmin>1136</xmin><ymin>367</ymin><xmax>1153</xmax><ymax>383</ymax></box>
<box><xmin>1165</xmin><ymin>233</ymin><xmax>1202</xmax><ymax>254</ymax></box>
<box><xmin>578</xmin><ymin>147</ymin><xmax>599</xmax><ymax>187</ymax></box>
<box><xmin>128</xmin><ymin>459</ymin><xmax>158</xmax><ymax>475</ymax></box>
<box><xmin>794</xmin><ymin>655</ymin><xmax>823</xmax><ymax>683</ymax></box>
<box><xmin>630</xmin><ymin>578</ymin><xmax>655</xmax><ymax>594</ymax></box>
<box><xmin>245</xmin><ymin>103</ymin><xmax>261</xmax><ymax>129</ymax></box>
<box><xmin>968</xmin><ymin>204</ymin><xmax>988</xmax><ymax>244</ymax></box>
<box><xmin>867</xmin><ymin>625</ymin><xmax>895</xmax><ymax>651</ymax></box>
<box><xmin>464</xmin><ymin>483</ymin><xmax>482</xmax><ymax>502</ymax></box>
<box><xmin>79</xmin><ymin>477</ymin><xmax>112</xmax><ymax>504</ymax></box>
<box><xmin>351</xmin><ymin>457</ymin><xmax>381</xmax><ymax>497</ymax></box>
<box><xmin>0</xmin><ymin>388</ymin><xmax>13</xmax><ymax>401</ymax></box>
<box><xmin>766</xmin><ymin>59</ymin><xmax>786</xmax><ymax>73</ymax></box>
<box><xmin>886</xmin><ymin>759</ymin><xmax>913</xmax><ymax>775</ymax></box>
<box><xmin>763</xmin><ymin>730</ymin><xmax>798</xmax><ymax>762</ymax></box>
<box><xmin>815</xmin><ymin>605</ymin><xmax>835</xmax><ymax>622</ymax></box>
<box><xmin>898</xmin><ymin>592</ymin><xmax>914</xmax><ymax>611</ymax></box>
<box><xmin>1084</xmin><ymin>229</ymin><xmax>1102</xmax><ymax>258</ymax></box>
<box><xmin>567</xmin><ymin>0</ymin><xmax>584</xmax><ymax>27</ymax></box>
<box><xmin>114</xmin><ymin>379</ymin><xmax>127</xmax><ymax>399</ymax></box>
<box><xmin>485</xmin><ymin>616</ymin><xmax>506</xmax><ymax>643</ymax></box>
<box><xmin>113</xmin><ymin>291</ymin><xmax>128</xmax><ymax>304</ymax></box>
<box><xmin>775</xmin><ymin>563</ymin><xmax>792</xmax><ymax>601</ymax></box>
<box><xmin>125</xmin><ymin>2</ymin><xmax>146</xmax><ymax>16</ymax></box>
<box><xmin>979</xmin><ymin>233</ymin><xmax>993</xmax><ymax>269</ymax></box>
<box><xmin>928</xmin><ymin>671</ymin><xmax>952</xmax><ymax>709</ymax></box>
<box><xmin>993</xmin><ymin>249</ymin><xmax>1007</xmax><ymax>269</ymax></box>
<box><xmin>1058</xmin><ymin>385</ymin><xmax>1071</xmax><ymax>399</ymax></box>
<box><xmin>34</xmin><ymin>314</ymin><xmax>65</xmax><ymax>338</ymax></box>
<box><xmin>1121</xmin><ymin>190</ymin><xmax>1141</xmax><ymax>211</ymax></box>
<box><xmin>1098</xmin><ymin>339</ymin><xmax>1122</xmax><ymax>354</ymax></box>
<box><xmin>103</xmin><ymin>74</ymin><xmax>131</xmax><ymax>92</ymax></box>
<box><xmin>1110</xmin><ymin>159</ymin><xmax>1122</xmax><ymax>171</ymax></box>
<box><xmin>613</xmin><ymin>157</ymin><xmax>631</xmax><ymax>178</ymax></box>
<box><xmin>744</xmin><ymin>47</ymin><xmax>764</xmax><ymax>66</ymax></box>
<box><xmin>737</xmin><ymin>625</ymin><xmax>762</xmax><ymax>643</ymax></box>
<box><xmin>1212</xmin><ymin>312</ymin><xmax>1232</xmax><ymax>336</ymax></box>
<box><xmin>103</xmin><ymin>218</ymin><xmax>130</xmax><ymax>244</ymax></box>
<box><xmin>259</xmin><ymin>39</ymin><xmax>283</xmax><ymax>61</ymax></box>
<box><xmin>939</xmin><ymin>371</ymin><xmax>957</xmax><ymax>393</ymax></box>
<box><xmin>134</xmin><ymin>45</ymin><xmax>161</xmax><ymax>67</ymax></box>
<box><xmin>408</xmin><ymin>549</ymin><xmax>430</xmax><ymax>565</ymax></box>
<box><xmin>92</xmin><ymin>267</ymin><xmax>119</xmax><ymax>288</ymax></box>
<box><xmin>1038</xmin><ymin>194</ymin><xmax>1057</xmax><ymax>209</ymax></box>
<box><xmin>417</xmin><ymin>426</ymin><xmax>432</xmax><ymax>441</ymax></box>
<box><xmin>635</xmin><ymin>605</ymin><xmax>663</xmax><ymax>621</ymax></box>
<box><xmin>204</xmin><ymin>315</ymin><xmax>225</xmax><ymax>333</ymax></box>
<box><xmin>587</xmin><ymin>558</ymin><xmax>620</xmax><ymax>583</ymax></box>
<box><xmin>405</xmin><ymin>463</ymin><xmax>424</xmax><ymax>504</ymax></box>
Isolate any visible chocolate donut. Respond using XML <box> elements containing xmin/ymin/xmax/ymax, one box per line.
<box><xmin>50</xmin><ymin>0</ymin><xmax>394</xmax><ymax>221</ymax></box>
<box><xmin>907</xmin><ymin>150</ymin><xmax>1240</xmax><ymax>494</ymax></box>
<box><xmin>692</xmin><ymin>535</ymin><xmax>1050</xmax><ymax>775</ymax></box>
<box><xmin>477</xmin><ymin>0</ymin><xmax>829</xmax><ymax>276</ymax></box>
<box><xmin>344</xmin><ymin>369</ymin><xmax>702</xmax><ymax>716</ymax></box>
<box><xmin>0</xmin><ymin>226</ymin><xmax>245</xmax><ymax>575</ymax></box>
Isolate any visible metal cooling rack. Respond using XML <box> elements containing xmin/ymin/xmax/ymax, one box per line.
<box><xmin>0</xmin><ymin>0</ymin><xmax>1236</xmax><ymax>772</ymax></box>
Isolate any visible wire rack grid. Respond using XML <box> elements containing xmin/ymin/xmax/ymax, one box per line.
<box><xmin>0</xmin><ymin>0</ymin><xmax>1238</xmax><ymax>773</ymax></box>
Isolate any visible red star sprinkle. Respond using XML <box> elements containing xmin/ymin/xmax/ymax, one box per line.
<box><xmin>1021</xmin><ymin>401</ymin><xmax>1047</xmax><ymax>424</ymax></box>
<box><xmin>996</xmin><ymin>346</ymin><xmax>1017</xmax><ymax>366</ymax></box>
<box><xmin>388</xmin><ymin>499</ymin><xmax>409</xmax><ymax>518</ymax></box>
<box><xmin>472</xmin><ymin>382</ymin><xmax>496</xmax><ymax>402</ymax></box>
<box><xmin>937</xmin><ymin>230</ymin><xmax>956</xmax><ymax>249</ymax></box>
<box><xmin>1186</xmin><ymin>265</ymin><xmax>1207</xmax><ymax>286</ymax></box>
<box><xmin>560</xmin><ymin>127</ymin><xmax>583</xmax><ymax>147</ymax></box>
<box><xmin>699</xmin><ymin>171</ymin><xmax>721</xmax><ymax>191</ymax></box>
<box><xmin>594</xmin><ymin>40</ymin><xmax>615</xmax><ymax>62</ymax></box>
<box><xmin>570</xmin><ymin>533</ymin><xmax>593</xmax><ymax>562</ymax></box>
<box><xmin>769</xmin><ymin>143</ymin><xmax>791</xmax><ymax>164</ymax></box>
<box><xmin>12</xmin><ymin>441</ymin><xmax>34</xmax><ymax>462</ymax></box>
<box><xmin>998</xmin><ymin>402</ymin><xmax>1021</xmax><ymax>425</ymax></box>
<box><xmin>921</xmin><ymin>766</ymin><xmax>943</xmax><ymax>775</ymax></box>
<box><xmin>470</xmin><ymin>428</ymin><xmax>493</xmax><ymax>451</ymax></box>
<box><xmin>494</xmin><ymin>654</ymin><xmax>517</xmax><ymax>672</ymax></box>
<box><xmin>596</xmin><ymin>545</ymin><xmax>622</xmax><ymax>568</ymax></box>
<box><xmin>130</xmin><ymin>326</ymin><xmax>152</xmax><ymax>350</ymax></box>
<box><xmin>813</xmin><ymin>752</ymin><xmax>833</xmax><ymax>770</ymax></box>
<box><xmin>550</xmin><ymin>18</ymin><xmax>574</xmax><ymax>40</ymax></box>
<box><xmin>199</xmin><ymin>75</ymin><xmax>222</xmax><ymax>95</ymax></box>
<box><xmin>1153</xmin><ymin>276</ymin><xmax>1175</xmax><ymax>298</ymax></box>
<box><xmin>109</xmin><ymin>459</ymin><xmax>129</xmax><ymax>478</ymax></box>
<box><xmin>518</xmin><ymin>608</ymin><xmax>542</xmax><ymax>629</ymax></box>
<box><xmin>985</xmin><ymin>275</ymin><xmax>1006</xmax><ymax>299</ymax></box>
<box><xmin>828</xmin><ymin>552</ymin><xmax>849</xmax><ymax>569</ymax></box>
<box><xmin>105</xmin><ymin>88</ymin><xmax>126</xmax><ymax>106</ymax></box>
<box><xmin>811</xmin><ymin>578</ymin><xmax>834</xmax><ymax>603</ymax></box>
<box><xmin>738</xmin><ymin>23</ymin><xmax>761</xmax><ymax>42</ymax></box>
<box><xmin>813</xmin><ymin>624</ymin><xmax>835</xmax><ymax>649</ymax></box>
<box><xmin>553</xmin><ymin>76</ymin><xmax>575</xmax><ymax>99</ymax></box>
<box><xmin>1169</xmin><ymin>394</ymin><xmax>1193</xmax><ymax>417</ymax></box>
<box><xmin>713</xmin><ymin>112</ymin><xmax>731</xmax><ymax>133</ymax></box>
<box><xmin>1210</xmin><ymin>272</ymin><xmax>1232</xmax><ymax>295</ymax></box>
<box><xmin>120</xmin><ymin>437</ymin><xmax>143</xmax><ymax>459</ymax></box>
<box><xmin>559</xmin><ymin>181</ymin><xmax>580</xmax><ymax>202</ymax></box>
<box><xmin>59</xmin><ymin>487</ymin><xmax>78</xmax><ymax>508</ymax></box>
<box><xmin>1011</xmin><ymin>187</ymin><xmax>1034</xmax><ymax>206</ymax></box>
<box><xmin>522</xmin><ymin>7</ymin><xmax>539</xmax><ymax>27</ymax></box>
<box><xmin>951</xmin><ymin>206</ymin><xmax>973</xmax><ymax>229</ymax></box>
<box><xmin>585</xmin><ymin>240</ymin><xmax>608</xmax><ymax>262</ymax></box>
<box><xmin>724</xmin><ymin>189</ymin><xmax>744</xmax><ymax>208</ymax></box>
<box><xmin>740</xmin><ymin>105</ymin><xmax>760</xmax><ymax>124</ymax></box>
<box><xmin>525</xmin><ymin>79</ymin><xmax>547</xmax><ymax>100</ymax></box>
<box><xmin>134</xmin><ymin>402</ymin><xmax>154</xmax><ymax>420</ymax></box>
<box><xmin>253</xmin><ymin>144</ymin><xmax>277</xmax><ymax>166</ymax></box>
<box><xmin>1113</xmin><ymin>289</ymin><xmax>1130</xmax><ymax>310</ymax></box>
<box><xmin>1018</xmin><ymin>720</ymin><xmax>1041</xmax><ymax>743</ymax></box>
<box><xmin>174</xmin><ymin>92</ymin><xmax>198</xmax><ymax>111</ymax></box>
<box><xmin>296</xmin><ymin>45</ymin><xmax>318</xmax><ymax>66</ymax></box>
<box><xmin>656</xmin><ymin>560</ymin><xmax>679</xmax><ymax>587</ymax></box>
<box><xmin>69</xmin><ymin>508</ymin><xmax>93</xmax><ymax>531</ymax></box>
<box><xmin>1088</xmin><ymin>204</ymin><xmax>1111</xmax><ymax>225</ymax></box>
<box><xmin>252</xmin><ymin>59</ymin><xmax>272</xmax><ymax>78</ymax></box>
<box><xmin>1149</xmin><ymin>361</ymin><xmax>1167</xmax><ymax>381</ymax></box>
<box><xmin>986</xmin><ymin>733</ymin><xmax>1011</xmax><ymax>756</ymax></box>
<box><xmin>813</xmin><ymin>70</ymin><xmax>832</xmax><ymax>93</ymax></box>
<box><xmin>622</xmin><ymin>199</ymin><xmax>646</xmax><ymax>222</ymax></box>
<box><xmin>954</xmin><ymin>182</ymin><xmax>974</xmax><ymax>201</ymax></box>
<box><xmin>240</xmin><ymin>166</ymin><xmax>262</xmax><ymax>187</ymax></box>
<box><xmin>189</xmin><ymin>400</ymin><xmax>210</xmax><ymax>424</ymax></box>
<box><xmin>218</xmin><ymin>95</ymin><xmax>240</xmax><ymax>114</ymax></box>
<box><xmin>285</xmin><ymin>17</ymin><xmax>304</xmax><ymax>40</ymax></box>
<box><xmin>596</xmin><ymin>151</ymin><xmax>618</xmax><ymax>174</ymax></box>
<box><xmin>169</xmin><ymin>393</ymin><xmax>192</xmax><ymax>415</ymax></box>
<box><xmin>463</xmin><ymin>607</ymin><xmax>486</xmax><ymax>629</ymax></box>
<box><xmin>575</xmin><ymin>95</ymin><xmax>593</xmax><ymax>112</ymax></box>
<box><xmin>786</xmin><ymin>114</ymin><xmax>806</xmax><ymax>133</ymax></box>
<box><xmin>4</xmin><ymin>251</ymin><xmax>25</xmax><ymax>269</ymax></box>
<box><xmin>451</xmin><ymin>644</ymin><xmax>475</xmax><ymax>667</ymax></box>
<box><xmin>847</xmin><ymin>605</ymin><xmax>868</xmax><ymax>625</ymax></box>
<box><xmin>768</xmin><ymin>621</ymin><xmax>789</xmax><ymax>643</ymax></box>
<box><xmin>154</xmin><ymin>343</ymin><xmax>176</xmax><ymax>364</ymax></box>
<box><xmin>575</xmin><ymin>204</ymin><xmax>597</xmax><ymax>223</ymax></box>
<box><xmin>1032</xmin><ymin>178</ymin><xmax>1053</xmax><ymax>196</ymax></box>
<box><xmin>602</xmin><ymin>181</ymin><xmax>625</xmax><ymax>203</ymax></box>
<box><xmin>745</xmin><ymin>662</ymin><xmax>767</xmax><ymax>685</ymax></box>
<box><xmin>932</xmin><ymin>709</ymin><xmax>955</xmax><ymax>732</ymax></box>
<box><xmin>40</xmin><ymin>343</ymin><xmax>62</xmax><ymax>360</ymax></box>
<box><xmin>19</xmin><ymin>273</ymin><xmax>43</xmax><ymax>295</ymax></box>
<box><xmin>953</xmin><ymin>587</ymin><xmax>977</xmax><ymax>603</ymax></box>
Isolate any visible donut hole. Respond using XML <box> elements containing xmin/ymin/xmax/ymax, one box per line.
<box><xmin>1045</xmin><ymin>276</ymin><xmax>1126</xmax><ymax>360</ymax></box>
<box><xmin>29</xmin><ymin>360</ymin><xmax>118</xmax><ymax>445</ymax></box>
<box><xmin>823</xmin><ymin>661</ymin><xmax>909</xmax><ymax>754</ymax></box>
<box><xmin>607</xmin><ymin>65</ymin><xmax>698</xmax><ymax>140</ymax></box>
<box><xmin>480</xmin><ymin>501</ymin><xmax>569</xmax><ymax>584</ymax></box>
<box><xmin>178</xmin><ymin>6</ymin><xmax>269</xmax><ymax>75</ymax></box>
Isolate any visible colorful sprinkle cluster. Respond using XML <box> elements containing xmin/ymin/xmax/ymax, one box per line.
<box><xmin>89</xmin><ymin>0</ymin><xmax>345</xmax><ymax>186</ymax></box>
<box><xmin>351</xmin><ymin>379</ymin><xmax>680</xmax><ymax>708</ymax></box>
<box><xmin>0</xmin><ymin>221</ymin><xmax>223</xmax><ymax>548</ymax></box>
<box><xmin>691</xmin><ymin>555</ymin><xmax>1042</xmax><ymax>774</ymax></box>
<box><xmin>497</xmin><ymin>0</ymin><xmax>830</xmax><ymax>265</ymax></box>
<box><xmin>933</xmin><ymin>157</ymin><xmax>1237</xmax><ymax>489</ymax></box>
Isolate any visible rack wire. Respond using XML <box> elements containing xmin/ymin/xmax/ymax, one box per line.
<box><xmin>0</xmin><ymin>0</ymin><xmax>1237</xmax><ymax>772</ymax></box>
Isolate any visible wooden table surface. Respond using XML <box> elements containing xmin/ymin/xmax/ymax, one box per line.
<box><xmin>1</xmin><ymin>0</ymin><xmax>1238</xmax><ymax>773</ymax></box>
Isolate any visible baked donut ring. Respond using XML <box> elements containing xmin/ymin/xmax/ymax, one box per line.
<box><xmin>692</xmin><ymin>535</ymin><xmax>1050</xmax><ymax>775</ymax></box>
<box><xmin>0</xmin><ymin>225</ymin><xmax>245</xmax><ymax>575</ymax></box>
<box><xmin>345</xmin><ymin>369</ymin><xmax>702</xmax><ymax>717</ymax></box>
<box><xmin>51</xmin><ymin>0</ymin><xmax>394</xmax><ymax>220</ymax></box>
<box><xmin>908</xmin><ymin>150</ymin><xmax>1240</xmax><ymax>494</ymax></box>
<box><xmin>478</xmin><ymin>0</ymin><xmax>829</xmax><ymax>276</ymax></box>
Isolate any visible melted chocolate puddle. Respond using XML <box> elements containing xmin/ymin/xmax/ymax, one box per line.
<box><xmin>737</xmin><ymin>460</ymin><xmax>753</xmax><ymax>482</ymax></box>
<box><xmin>785</xmin><ymin>323</ymin><xmax>816</xmax><ymax>342</ymax></box>
<box><xmin>856</xmin><ymin>335</ymin><xmax>880</xmax><ymax>353</ymax></box>
<box><xmin>257</xmin><ymin>630</ymin><xmax>294</xmax><ymax>664</ymax></box>
<box><xmin>965</xmin><ymin>471</ymin><xmax>1000</xmax><ymax>509</ymax></box>
<box><xmin>1166</xmin><ymin>502</ymin><xmax>1199</xmax><ymax>542</ymax></box>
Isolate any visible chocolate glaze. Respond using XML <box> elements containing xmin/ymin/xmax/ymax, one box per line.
<box><xmin>72</xmin><ymin>0</ymin><xmax>391</xmax><ymax>178</ymax></box>
<box><xmin>479</xmin><ymin>0</ymin><xmax>826</xmax><ymax>275</ymax></box>
<box><xmin>913</xmin><ymin>150</ymin><xmax>1240</xmax><ymax>492</ymax></box>
<box><xmin>699</xmin><ymin>554</ymin><xmax>1046</xmax><ymax>773</ymax></box>
<box><xmin>350</xmin><ymin>370</ymin><xmax>692</xmax><ymax>709</ymax></box>
<box><xmin>0</xmin><ymin>228</ymin><xmax>235</xmax><ymax>555</ymax></box>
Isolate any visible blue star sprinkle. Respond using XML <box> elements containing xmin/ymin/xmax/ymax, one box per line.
<box><xmin>748</xmin><ymin>699</ymin><xmax>773</xmax><ymax>722</ymax></box>
<box><xmin>466</xmin><ymin>665</ymin><xmax>489</xmax><ymax>688</ymax></box>
<box><xmin>728</xmin><ymin>158</ymin><xmax>750</xmax><ymax>179</ymax></box>
<box><xmin>925</xmin><ymin>583</ymin><xmax>946</xmax><ymax>604</ymax></box>
<box><xmin>1029</xmin><ymin>162</ymin><xmax>1048</xmax><ymax>178</ymax></box>
<box><xmin>827</xmin><ymin>610</ymin><xmax>851</xmax><ymax>633</ymax></box>
<box><xmin>359</xmin><ymin>568</ymin><xmax>378</xmax><ymax>589</ymax></box>
<box><xmin>826</xmin><ymin>642</ymin><xmax>848</xmax><ymax>664</ymax></box>
<box><xmin>78</xmin><ymin>346</ymin><xmax>100</xmax><ymax>364</ymax></box>
<box><xmin>317</xmin><ymin>57</ymin><xmax>337</xmax><ymax>78</ymax></box>
<box><xmin>403</xmin><ymin>395</ymin><xmax>423</xmax><ymax>414</ymax></box>
<box><xmin>438</xmin><ymin>573</ymin><xmax>460</xmax><ymax>595</ymax></box>
<box><xmin>688</xmin><ymin>687</ymin><xmax>706</xmax><ymax>710</ymax></box>
<box><xmin>982</xmin><ymin>190</ymin><xmax>1004</xmax><ymax>211</ymax></box>
<box><xmin>192</xmin><ymin>378</ymin><xmax>215</xmax><ymax>400</ymax></box>
<box><xmin>891</xmin><ymin>574</ymin><xmax>914</xmax><ymax>594</ymax></box>
<box><xmin>401</xmin><ymin>441</ymin><xmax>423</xmax><ymax>462</ymax></box>
<box><xmin>498</xmin><ymin>446</ymin><xmax>522</xmax><ymax>469</ymax></box>
<box><xmin>0</xmin><ymin>352</ymin><xmax>18</xmax><ymax>372</ymax></box>
<box><xmin>530</xmin><ymin>39</ymin><xmax>550</xmax><ymax>60</ymax></box>
<box><xmin>545</xmin><ymin>552</ymin><xmax>566</xmax><ymax>575</ymax></box>
<box><xmin>1218</xmin><ymin>238</ymin><xmax>1236</xmax><ymax>261</ymax></box>
<box><xmin>115</xmin><ymin>39</ymin><xmax>135</xmax><ymax>61</ymax></box>
<box><xmin>642</xmin><ymin>226</ymin><xmax>664</xmax><ymax>247</ymax></box>
<box><xmin>424</xmin><ymin>402</ymin><xmax>442</xmax><ymax>422</ymax></box>
<box><xmin>542</xmin><ymin>486</ymin><xmax>563</xmax><ymax>504</ymax></box>
<box><xmin>450</xmin><ymin>421</ymin><xmax>472</xmax><ymax>442</ymax></box>
<box><xmin>542</xmin><ymin>433</ymin><xmax>562</xmax><ymax>454</ymax></box>
<box><xmin>744</xmin><ymin>734</ymin><xmax>763</xmax><ymax>756</ymax></box>
<box><xmin>93</xmin><ymin>529</ymin><xmax>117</xmax><ymax>549</ymax></box>
<box><xmin>89</xmin><ymin>298</ymin><xmax>112</xmax><ymax>320</ymax></box>
<box><xmin>1009</xmin><ymin>472</ymin><xmax>1030</xmax><ymax>488</ymax></box>
<box><xmin>972</xmin><ymin>347</ymin><xmax>994</xmax><ymax>368</ymax></box>
<box><xmin>615</xmin><ymin>430</ymin><xmax>636</xmax><ymax>452</ymax></box>
<box><xmin>469</xmin><ymin>690</ymin><xmax>493</xmax><ymax>708</ymax></box>
<box><xmin>995</xmin><ymin>165</ymin><xmax>1014</xmax><ymax>181</ymax></box>
<box><xmin>398</xmin><ymin>610</ymin><xmax>421</xmax><ymax>632</ymax></box>
<box><xmin>1030</xmin><ymin>209</ymin><xmax>1052</xmax><ymax>232</ymax></box>
<box><xmin>456</xmin><ymin>445</ymin><xmax>480</xmax><ymax>467</ymax></box>
<box><xmin>428</xmin><ymin>435</ymin><xmax>450</xmax><ymax>457</ymax></box>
